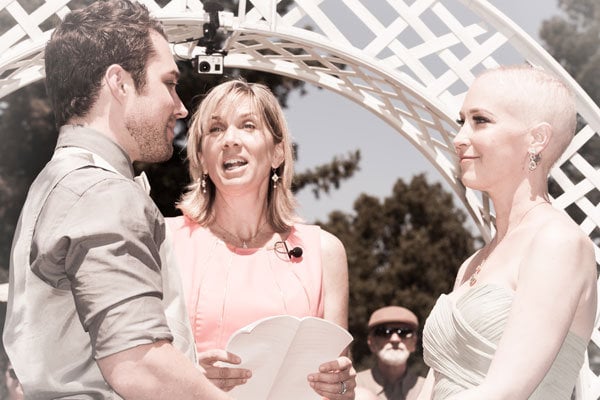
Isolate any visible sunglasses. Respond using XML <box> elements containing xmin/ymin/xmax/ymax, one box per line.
<box><xmin>372</xmin><ymin>326</ymin><xmax>415</xmax><ymax>339</ymax></box>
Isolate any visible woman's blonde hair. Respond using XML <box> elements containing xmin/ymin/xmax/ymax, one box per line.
<box><xmin>177</xmin><ymin>79</ymin><xmax>299</xmax><ymax>232</ymax></box>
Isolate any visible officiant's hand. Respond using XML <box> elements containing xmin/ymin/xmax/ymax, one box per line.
<box><xmin>197</xmin><ymin>349</ymin><xmax>252</xmax><ymax>391</ymax></box>
<box><xmin>307</xmin><ymin>356</ymin><xmax>356</xmax><ymax>399</ymax></box>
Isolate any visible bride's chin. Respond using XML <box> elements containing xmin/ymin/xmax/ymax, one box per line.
<box><xmin>458</xmin><ymin>175</ymin><xmax>482</xmax><ymax>190</ymax></box>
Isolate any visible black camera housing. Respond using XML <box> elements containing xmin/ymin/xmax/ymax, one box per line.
<box><xmin>197</xmin><ymin>54</ymin><xmax>223</xmax><ymax>75</ymax></box>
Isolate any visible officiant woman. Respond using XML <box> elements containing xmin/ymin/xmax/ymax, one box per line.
<box><xmin>166</xmin><ymin>78</ymin><xmax>356</xmax><ymax>399</ymax></box>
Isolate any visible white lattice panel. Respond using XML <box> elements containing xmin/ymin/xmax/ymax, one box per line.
<box><xmin>1</xmin><ymin>0</ymin><xmax>599</xmax><ymax>397</ymax></box>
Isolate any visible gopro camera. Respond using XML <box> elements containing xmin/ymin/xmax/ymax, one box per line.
<box><xmin>197</xmin><ymin>54</ymin><xmax>223</xmax><ymax>74</ymax></box>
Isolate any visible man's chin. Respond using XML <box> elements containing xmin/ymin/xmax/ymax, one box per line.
<box><xmin>382</xmin><ymin>358</ymin><xmax>409</xmax><ymax>367</ymax></box>
<box><xmin>162</xmin><ymin>145</ymin><xmax>174</xmax><ymax>160</ymax></box>
<box><xmin>379</xmin><ymin>350</ymin><xmax>409</xmax><ymax>366</ymax></box>
<box><xmin>139</xmin><ymin>147</ymin><xmax>173</xmax><ymax>163</ymax></box>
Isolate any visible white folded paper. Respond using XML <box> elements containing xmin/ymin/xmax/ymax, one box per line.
<box><xmin>224</xmin><ymin>315</ymin><xmax>353</xmax><ymax>400</ymax></box>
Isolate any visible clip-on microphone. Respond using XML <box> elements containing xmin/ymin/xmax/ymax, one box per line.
<box><xmin>281</xmin><ymin>241</ymin><xmax>303</xmax><ymax>259</ymax></box>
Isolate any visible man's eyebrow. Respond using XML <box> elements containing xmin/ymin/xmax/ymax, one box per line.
<box><xmin>166</xmin><ymin>70</ymin><xmax>180</xmax><ymax>80</ymax></box>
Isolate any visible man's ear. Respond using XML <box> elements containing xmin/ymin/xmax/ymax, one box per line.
<box><xmin>367</xmin><ymin>335</ymin><xmax>377</xmax><ymax>353</ymax></box>
<box><xmin>528</xmin><ymin>122</ymin><xmax>552</xmax><ymax>155</ymax></box>
<box><xmin>105</xmin><ymin>64</ymin><xmax>131</xmax><ymax>101</ymax></box>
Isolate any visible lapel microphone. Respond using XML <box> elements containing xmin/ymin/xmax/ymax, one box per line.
<box><xmin>280</xmin><ymin>241</ymin><xmax>303</xmax><ymax>259</ymax></box>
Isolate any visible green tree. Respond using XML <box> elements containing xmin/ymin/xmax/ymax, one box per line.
<box><xmin>0</xmin><ymin>82</ymin><xmax>56</xmax><ymax>282</ymax></box>
<box><xmin>540</xmin><ymin>0</ymin><xmax>600</xmax><ymax>105</ymax></box>
<box><xmin>319</xmin><ymin>174</ymin><xmax>476</xmax><ymax>374</ymax></box>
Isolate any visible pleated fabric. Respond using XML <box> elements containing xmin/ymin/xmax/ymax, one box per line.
<box><xmin>423</xmin><ymin>285</ymin><xmax>587</xmax><ymax>399</ymax></box>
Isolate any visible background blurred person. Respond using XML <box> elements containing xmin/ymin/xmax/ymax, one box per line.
<box><xmin>356</xmin><ymin>306</ymin><xmax>424</xmax><ymax>400</ymax></box>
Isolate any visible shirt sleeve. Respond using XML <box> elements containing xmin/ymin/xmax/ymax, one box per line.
<box><xmin>32</xmin><ymin>170</ymin><xmax>173</xmax><ymax>359</ymax></box>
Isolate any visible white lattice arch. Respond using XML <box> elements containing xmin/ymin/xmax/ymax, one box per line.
<box><xmin>2</xmin><ymin>0</ymin><xmax>600</xmax><ymax>397</ymax></box>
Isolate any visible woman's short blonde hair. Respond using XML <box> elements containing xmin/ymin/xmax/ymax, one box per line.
<box><xmin>177</xmin><ymin>79</ymin><xmax>299</xmax><ymax>231</ymax></box>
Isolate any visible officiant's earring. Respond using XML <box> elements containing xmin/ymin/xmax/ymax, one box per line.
<box><xmin>201</xmin><ymin>174</ymin><xmax>208</xmax><ymax>194</ymax></box>
<box><xmin>271</xmin><ymin>169</ymin><xmax>279</xmax><ymax>189</ymax></box>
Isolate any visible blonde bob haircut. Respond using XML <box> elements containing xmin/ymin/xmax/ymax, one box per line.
<box><xmin>177</xmin><ymin>79</ymin><xmax>299</xmax><ymax>232</ymax></box>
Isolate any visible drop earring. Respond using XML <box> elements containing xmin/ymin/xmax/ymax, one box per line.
<box><xmin>528</xmin><ymin>150</ymin><xmax>541</xmax><ymax>171</ymax></box>
<box><xmin>271</xmin><ymin>169</ymin><xmax>279</xmax><ymax>189</ymax></box>
<box><xmin>201</xmin><ymin>174</ymin><xmax>208</xmax><ymax>194</ymax></box>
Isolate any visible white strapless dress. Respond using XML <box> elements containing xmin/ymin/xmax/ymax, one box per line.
<box><xmin>422</xmin><ymin>285</ymin><xmax>587</xmax><ymax>399</ymax></box>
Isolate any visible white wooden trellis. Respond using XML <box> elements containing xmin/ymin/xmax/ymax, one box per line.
<box><xmin>1</xmin><ymin>0</ymin><xmax>599</xmax><ymax>397</ymax></box>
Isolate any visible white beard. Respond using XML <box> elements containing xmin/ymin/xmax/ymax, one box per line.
<box><xmin>377</xmin><ymin>347</ymin><xmax>410</xmax><ymax>367</ymax></box>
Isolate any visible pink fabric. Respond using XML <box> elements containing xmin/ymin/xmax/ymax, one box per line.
<box><xmin>166</xmin><ymin>215</ymin><xmax>325</xmax><ymax>353</ymax></box>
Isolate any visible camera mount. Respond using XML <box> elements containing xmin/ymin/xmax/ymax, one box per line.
<box><xmin>198</xmin><ymin>1</ymin><xmax>225</xmax><ymax>56</ymax></box>
<box><xmin>194</xmin><ymin>1</ymin><xmax>227</xmax><ymax>74</ymax></box>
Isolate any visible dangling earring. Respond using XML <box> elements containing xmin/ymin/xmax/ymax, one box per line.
<box><xmin>528</xmin><ymin>150</ymin><xmax>541</xmax><ymax>171</ymax></box>
<box><xmin>201</xmin><ymin>174</ymin><xmax>208</xmax><ymax>194</ymax></box>
<box><xmin>271</xmin><ymin>169</ymin><xmax>279</xmax><ymax>189</ymax></box>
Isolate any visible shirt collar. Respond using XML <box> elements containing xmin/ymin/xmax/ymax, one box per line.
<box><xmin>56</xmin><ymin>125</ymin><xmax>135</xmax><ymax>179</ymax></box>
<box><xmin>371</xmin><ymin>363</ymin><xmax>420</xmax><ymax>396</ymax></box>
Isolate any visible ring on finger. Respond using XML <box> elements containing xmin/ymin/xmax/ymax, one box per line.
<box><xmin>339</xmin><ymin>380</ymin><xmax>347</xmax><ymax>395</ymax></box>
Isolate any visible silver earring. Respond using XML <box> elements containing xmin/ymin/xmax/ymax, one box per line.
<box><xmin>271</xmin><ymin>169</ymin><xmax>279</xmax><ymax>189</ymax></box>
<box><xmin>528</xmin><ymin>150</ymin><xmax>541</xmax><ymax>171</ymax></box>
<box><xmin>201</xmin><ymin>174</ymin><xmax>207</xmax><ymax>194</ymax></box>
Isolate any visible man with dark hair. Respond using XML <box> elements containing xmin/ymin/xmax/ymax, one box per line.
<box><xmin>3</xmin><ymin>1</ymin><xmax>232</xmax><ymax>398</ymax></box>
<box><xmin>355</xmin><ymin>306</ymin><xmax>425</xmax><ymax>400</ymax></box>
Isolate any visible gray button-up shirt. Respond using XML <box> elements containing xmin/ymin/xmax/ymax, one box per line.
<box><xmin>356</xmin><ymin>364</ymin><xmax>425</xmax><ymax>400</ymax></box>
<box><xmin>4</xmin><ymin>126</ymin><xmax>195</xmax><ymax>398</ymax></box>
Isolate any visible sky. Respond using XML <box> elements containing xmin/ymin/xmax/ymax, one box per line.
<box><xmin>283</xmin><ymin>0</ymin><xmax>562</xmax><ymax>226</ymax></box>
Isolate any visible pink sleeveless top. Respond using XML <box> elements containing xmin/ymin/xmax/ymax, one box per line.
<box><xmin>166</xmin><ymin>216</ymin><xmax>325</xmax><ymax>353</ymax></box>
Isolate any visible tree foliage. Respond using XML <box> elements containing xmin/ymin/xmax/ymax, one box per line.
<box><xmin>318</xmin><ymin>174</ymin><xmax>476</xmax><ymax>373</ymax></box>
<box><xmin>291</xmin><ymin>150</ymin><xmax>361</xmax><ymax>199</ymax></box>
<box><xmin>0</xmin><ymin>82</ymin><xmax>56</xmax><ymax>282</ymax></box>
<box><xmin>540</xmin><ymin>0</ymin><xmax>600</xmax><ymax>170</ymax></box>
<box><xmin>540</xmin><ymin>0</ymin><xmax>600</xmax><ymax>105</ymax></box>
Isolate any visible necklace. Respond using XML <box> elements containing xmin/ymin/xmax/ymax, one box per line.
<box><xmin>468</xmin><ymin>200</ymin><xmax>549</xmax><ymax>287</ymax></box>
<box><xmin>469</xmin><ymin>242</ymin><xmax>492</xmax><ymax>286</ymax></box>
<box><xmin>213</xmin><ymin>220</ymin><xmax>268</xmax><ymax>249</ymax></box>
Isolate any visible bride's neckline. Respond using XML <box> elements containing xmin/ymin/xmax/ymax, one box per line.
<box><xmin>447</xmin><ymin>283</ymin><xmax>515</xmax><ymax>302</ymax></box>
<box><xmin>442</xmin><ymin>284</ymin><xmax>587</xmax><ymax>342</ymax></box>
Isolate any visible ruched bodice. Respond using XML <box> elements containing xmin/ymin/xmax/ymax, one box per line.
<box><xmin>423</xmin><ymin>285</ymin><xmax>587</xmax><ymax>399</ymax></box>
